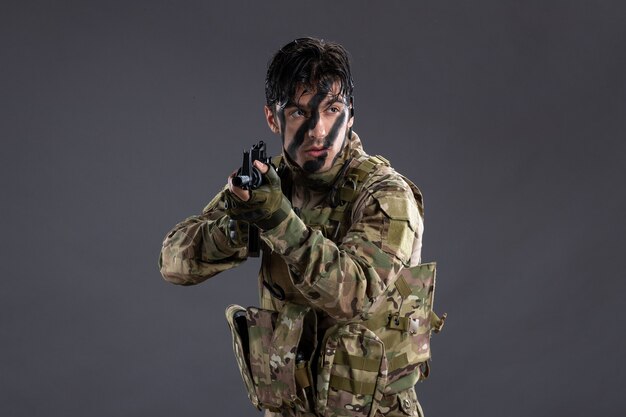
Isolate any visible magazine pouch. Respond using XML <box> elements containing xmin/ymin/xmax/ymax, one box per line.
<box><xmin>225</xmin><ymin>303</ymin><xmax>317</xmax><ymax>413</ymax></box>
<box><xmin>316</xmin><ymin>323</ymin><xmax>388</xmax><ymax>417</ymax></box>
<box><xmin>363</xmin><ymin>262</ymin><xmax>446</xmax><ymax>392</ymax></box>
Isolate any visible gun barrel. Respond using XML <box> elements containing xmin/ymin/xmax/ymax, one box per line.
<box><xmin>232</xmin><ymin>175</ymin><xmax>251</xmax><ymax>188</ymax></box>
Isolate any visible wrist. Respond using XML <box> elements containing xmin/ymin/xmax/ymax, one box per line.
<box><xmin>260</xmin><ymin>204</ymin><xmax>310</xmax><ymax>255</ymax></box>
<box><xmin>254</xmin><ymin>197</ymin><xmax>292</xmax><ymax>231</ymax></box>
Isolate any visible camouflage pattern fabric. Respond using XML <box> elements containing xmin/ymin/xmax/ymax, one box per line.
<box><xmin>225</xmin><ymin>304</ymin><xmax>261</xmax><ymax>409</ymax></box>
<box><xmin>160</xmin><ymin>132</ymin><xmax>431</xmax><ymax>416</ymax></box>
<box><xmin>225</xmin><ymin>303</ymin><xmax>317</xmax><ymax>412</ymax></box>
<box><xmin>264</xmin><ymin>386</ymin><xmax>423</xmax><ymax>417</ymax></box>
<box><xmin>159</xmin><ymin>188</ymin><xmax>247</xmax><ymax>285</ymax></box>
<box><xmin>315</xmin><ymin>323</ymin><xmax>387</xmax><ymax>417</ymax></box>
<box><xmin>363</xmin><ymin>263</ymin><xmax>443</xmax><ymax>392</ymax></box>
<box><xmin>256</xmin><ymin>133</ymin><xmax>423</xmax><ymax>323</ymax></box>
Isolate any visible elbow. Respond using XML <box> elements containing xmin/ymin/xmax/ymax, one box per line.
<box><xmin>158</xmin><ymin>253</ymin><xmax>201</xmax><ymax>286</ymax></box>
<box><xmin>160</xmin><ymin>271</ymin><xmax>198</xmax><ymax>287</ymax></box>
<box><xmin>160</xmin><ymin>269</ymin><xmax>198</xmax><ymax>286</ymax></box>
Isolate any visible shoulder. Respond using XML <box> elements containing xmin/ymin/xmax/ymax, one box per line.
<box><xmin>349</xmin><ymin>157</ymin><xmax>424</xmax><ymax>264</ymax></box>
<box><xmin>365</xmin><ymin>163</ymin><xmax>419</xmax><ymax>196</ymax></box>
<box><xmin>357</xmin><ymin>156</ymin><xmax>424</xmax><ymax>217</ymax></box>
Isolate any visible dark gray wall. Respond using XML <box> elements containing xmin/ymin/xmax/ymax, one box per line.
<box><xmin>2</xmin><ymin>1</ymin><xmax>625</xmax><ymax>416</ymax></box>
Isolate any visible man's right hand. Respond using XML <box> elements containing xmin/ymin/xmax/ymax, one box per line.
<box><xmin>227</xmin><ymin>160</ymin><xmax>269</xmax><ymax>201</ymax></box>
<box><xmin>223</xmin><ymin>161</ymin><xmax>290</xmax><ymax>230</ymax></box>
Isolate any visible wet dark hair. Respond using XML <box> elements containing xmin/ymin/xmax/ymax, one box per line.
<box><xmin>265</xmin><ymin>37</ymin><xmax>354</xmax><ymax>110</ymax></box>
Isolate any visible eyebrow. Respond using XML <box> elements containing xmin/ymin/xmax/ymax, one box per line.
<box><xmin>283</xmin><ymin>95</ymin><xmax>346</xmax><ymax>110</ymax></box>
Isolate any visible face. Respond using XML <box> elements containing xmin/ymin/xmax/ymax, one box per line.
<box><xmin>265</xmin><ymin>82</ymin><xmax>354</xmax><ymax>173</ymax></box>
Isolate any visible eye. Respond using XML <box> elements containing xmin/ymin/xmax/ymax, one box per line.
<box><xmin>326</xmin><ymin>104</ymin><xmax>344</xmax><ymax>114</ymax></box>
<box><xmin>289</xmin><ymin>108</ymin><xmax>306</xmax><ymax>119</ymax></box>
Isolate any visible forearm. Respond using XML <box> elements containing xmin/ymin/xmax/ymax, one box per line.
<box><xmin>159</xmin><ymin>196</ymin><xmax>248</xmax><ymax>285</ymax></box>
<box><xmin>261</xmin><ymin>209</ymin><xmax>412</xmax><ymax>321</ymax></box>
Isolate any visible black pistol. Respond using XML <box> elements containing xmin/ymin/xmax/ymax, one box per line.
<box><xmin>231</xmin><ymin>141</ymin><xmax>273</xmax><ymax>257</ymax></box>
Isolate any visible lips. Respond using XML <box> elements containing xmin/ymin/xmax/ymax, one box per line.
<box><xmin>304</xmin><ymin>147</ymin><xmax>329</xmax><ymax>158</ymax></box>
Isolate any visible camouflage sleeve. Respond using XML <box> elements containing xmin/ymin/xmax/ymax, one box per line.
<box><xmin>159</xmin><ymin>187</ymin><xmax>248</xmax><ymax>285</ymax></box>
<box><xmin>260</xmin><ymin>170</ymin><xmax>423</xmax><ymax>321</ymax></box>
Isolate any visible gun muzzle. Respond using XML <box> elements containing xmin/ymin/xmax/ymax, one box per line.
<box><xmin>232</xmin><ymin>175</ymin><xmax>251</xmax><ymax>188</ymax></box>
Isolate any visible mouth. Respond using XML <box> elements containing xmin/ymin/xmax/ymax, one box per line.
<box><xmin>304</xmin><ymin>146</ymin><xmax>329</xmax><ymax>158</ymax></box>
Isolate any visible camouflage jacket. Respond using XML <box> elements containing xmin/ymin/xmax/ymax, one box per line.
<box><xmin>159</xmin><ymin>131</ymin><xmax>423</xmax><ymax>331</ymax></box>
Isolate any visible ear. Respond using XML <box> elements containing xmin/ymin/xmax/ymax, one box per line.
<box><xmin>264</xmin><ymin>105</ymin><xmax>280</xmax><ymax>134</ymax></box>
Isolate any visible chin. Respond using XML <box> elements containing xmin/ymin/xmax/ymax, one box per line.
<box><xmin>301</xmin><ymin>158</ymin><xmax>329</xmax><ymax>173</ymax></box>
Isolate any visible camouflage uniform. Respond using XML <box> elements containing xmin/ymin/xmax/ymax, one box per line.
<box><xmin>159</xmin><ymin>132</ymin><xmax>426</xmax><ymax>417</ymax></box>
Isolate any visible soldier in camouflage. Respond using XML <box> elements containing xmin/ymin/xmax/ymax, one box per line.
<box><xmin>159</xmin><ymin>38</ymin><xmax>433</xmax><ymax>417</ymax></box>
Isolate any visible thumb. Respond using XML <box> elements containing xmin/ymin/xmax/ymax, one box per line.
<box><xmin>261</xmin><ymin>164</ymin><xmax>280</xmax><ymax>187</ymax></box>
<box><xmin>253</xmin><ymin>160</ymin><xmax>269</xmax><ymax>174</ymax></box>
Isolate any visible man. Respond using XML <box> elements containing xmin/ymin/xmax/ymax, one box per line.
<box><xmin>159</xmin><ymin>38</ymin><xmax>429</xmax><ymax>417</ymax></box>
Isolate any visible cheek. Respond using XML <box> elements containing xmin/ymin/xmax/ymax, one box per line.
<box><xmin>283</xmin><ymin>124</ymin><xmax>298</xmax><ymax>146</ymax></box>
<box><xmin>325</xmin><ymin>111</ymin><xmax>348</xmax><ymax>145</ymax></box>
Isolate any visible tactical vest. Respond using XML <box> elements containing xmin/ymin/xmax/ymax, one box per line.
<box><xmin>226</xmin><ymin>154</ymin><xmax>446</xmax><ymax>416</ymax></box>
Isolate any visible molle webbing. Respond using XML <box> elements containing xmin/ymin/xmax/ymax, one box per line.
<box><xmin>315</xmin><ymin>324</ymin><xmax>387</xmax><ymax>413</ymax></box>
<box><xmin>329</xmin><ymin>375</ymin><xmax>377</xmax><ymax>396</ymax></box>
<box><xmin>326</xmin><ymin>349</ymin><xmax>407</xmax><ymax>390</ymax></box>
<box><xmin>332</xmin><ymin>350</ymin><xmax>382</xmax><ymax>372</ymax></box>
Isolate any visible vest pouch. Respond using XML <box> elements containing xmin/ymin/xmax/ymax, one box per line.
<box><xmin>394</xmin><ymin>263</ymin><xmax>439</xmax><ymax>365</ymax></box>
<box><xmin>316</xmin><ymin>323</ymin><xmax>388</xmax><ymax>417</ymax></box>
<box><xmin>365</xmin><ymin>263</ymin><xmax>445</xmax><ymax>389</ymax></box>
<box><xmin>225</xmin><ymin>304</ymin><xmax>261</xmax><ymax>409</ymax></box>
<box><xmin>225</xmin><ymin>303</ymin><xmax>317</xmax><ymax>413</ymax></box>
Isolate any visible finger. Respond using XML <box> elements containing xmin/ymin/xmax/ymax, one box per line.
<box><xmin>253</xmin><ymin>160</ymin><xmax>269</xmax><ymax>174</ymax></box>
<box><xmin>228</xmin><ymin>184</ymin><xmax>250</xmax><ymax>202</ymax></box>
<box><xmin>227</xmin><ymin>170</ymin><xmax>237</xmax><ymax>187</ymax></box>
<box><xmin>232</xmin><ymin>187</ymin><xmax>250</xmax><ymax>202</ymax></box>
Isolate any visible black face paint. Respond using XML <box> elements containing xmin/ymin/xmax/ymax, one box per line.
<box><xmin>280</xmin><ymin>84</ymin><xmax>350</xmax><ymax>173</ymax></box>
<box><xmin>324</xmin><ymin>108</ymin><xmax>348</xmax><ymax>163</ymax></box>
<box><xmin>302</xmin><ymin>157</ymin><xmax>326</xmax><ymax>173</ymax></box>
<box><xmin>286</xmin><ymin>90</ymin><xmax>326</xmax><ymax>159</ymax></box>
<box><xmin>301</xmin><ymin>108</ymin><xmax>348</xmax><ymax>172</ymax></box>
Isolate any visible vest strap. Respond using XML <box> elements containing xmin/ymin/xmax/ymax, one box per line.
<box><xmin>295</xmin><ymin>362</ymin><xmax>311</xmax><ymax>389</ymax></box>
<box><xmin>387</xmin><ymin>314</ymin><xmax>420</xmax><ymax>334</ymax></box>
<box><xmin>394</xmin><ymin>276</ymin><xmax>412</xmax><ymax>299</ymax></box>
<box><xmin>430</xmin><ymin>311</ymin><xmax>447</xmax><ymax>333</ymax></box>
<box><xmin>333</xmin><ymin>350</ymin><xmax>382</xmax><ymax>372</ymax></box>
<box><xmin>329</xmin><ymin>375</ymin><xmax>377</xmax><ymax>396</ymax></box>
<box><xmin>338</xmin><ymin>186</ymin><xmax>358</xmax><ymax>202</ymax></box>
<box><xmin>328</xmin><ymin>205</ymin><xmax>347</xmax><ymax>222</ymax></box>
<box><xmin>363</xmin><ymin>312</ymin><xmax>419</xmax><ymax>335</ymax></box>
<box><xmin>388</xmin><ymin>353</ymin><xmax>409</xmax><ymax>371</ymax></box>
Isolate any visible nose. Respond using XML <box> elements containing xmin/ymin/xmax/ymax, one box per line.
<box><xmin>308</xmin><ymin>116</ymin><xmax>327</xmax><ymax>139</ymax></box>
